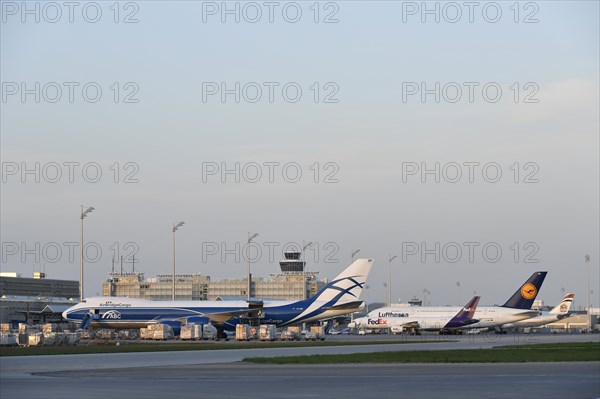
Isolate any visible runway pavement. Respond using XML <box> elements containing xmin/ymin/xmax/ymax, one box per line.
<box><xmin>1</xmin><ymin>334</ymin><xmax>599</xmax><ymax>399</ymax></box>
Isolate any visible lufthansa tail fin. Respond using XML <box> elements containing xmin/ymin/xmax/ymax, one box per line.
<box><xmin>501</xmin><ymin>271</ymin><xmax>547</xmax><ymax>309</ymax></box>
<box><xmin>549</xmin><ymin>293</ymin><xmax>574</xmax><ymax>314</ymax></box>
<box><xmin>311</xmin><ymin>259</ymin><xmax>374</xmax><ymax>304</ymax></box>
<box><xmin>445</xmin><ymin>296</ymin><xmax>480</xmax><ymax>329</ymax></box>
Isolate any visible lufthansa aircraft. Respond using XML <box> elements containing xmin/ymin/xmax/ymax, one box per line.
<box><xmin>354</xmin><ymin>271</ymin><xmax>547</xmax><ymax>333</ymax></box>
<box><xmin>349</xmin><ymin>295</ymin><xmax>481</xmax><ymax>333</ymax></box>
<box><xmin>62</xmin><ymin>259</ymin><xmax>373</xmax><ymax>336</ymax></box>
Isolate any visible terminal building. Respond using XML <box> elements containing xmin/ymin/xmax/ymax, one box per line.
<box><xmin>0</xmin><ymin>272</ymin><xmax>79</xmax><ymax>324</ymax></box>
<box><xmin>101</xmin><ymin>250</ymin><xmax>326</xmax><ymax>301</ymax></box>
<box><xmin>102</xmin><ymin>273</ymin><xmax>210</xmax><ymax>300</ymax></box>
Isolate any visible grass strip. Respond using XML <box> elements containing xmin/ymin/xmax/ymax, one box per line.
<box><xmin>0</xmin><ymin>339</ymin><xmax>449</xmax><ymax>357</ymax></box>
<box><xmin>243</xmin><ymin>342</ymin><xmax>600</xmax><ymax>364</ymax></box>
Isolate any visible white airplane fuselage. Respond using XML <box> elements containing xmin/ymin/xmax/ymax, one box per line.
<box><xmin>364</xmin><ymin>306</ymin><xmax>539</xmax><ymax>330</ymax></box>
<box><xmin>502</xmin><ymin>312</ymin><xmax>568</xmax><ymax>328</ymax></box>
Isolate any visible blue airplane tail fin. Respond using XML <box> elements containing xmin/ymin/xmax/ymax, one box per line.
<box><xmin>502</xmin><ymin>271</ymin><xmax>547</xmax><ymax>309</ymax></box>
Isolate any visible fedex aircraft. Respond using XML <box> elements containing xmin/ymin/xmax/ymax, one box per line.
<box><xmin>62</xmin><ymin>259</ymin><xmax>373</xmax><ymax>336</ymax></box>
<box><xmin>500</xmin><ymin>292</ymin><xmax>574</xmax><ymax>329</ymax></box>
<box><xmin>356</xmin><ymin>271</ymin><xmax>547</xmax><ymax>333</ymax></box>
<box><xmin>349</xmin><ymin>296</ymin><xmax>481</xmax><ymax>333</ymax></box>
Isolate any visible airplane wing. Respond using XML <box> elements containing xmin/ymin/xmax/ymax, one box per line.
<box><xmin>204</xmin><ymin>308</ymin><xmax>263</xmax><ymax>323</ymax></box>
<box><xmin>164</xmin><ymin>307</ymin><xmax>265</xmax><ymax>325</ymax></box>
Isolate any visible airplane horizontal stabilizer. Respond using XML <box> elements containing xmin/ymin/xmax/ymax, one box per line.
<box><xmin>323</xmin><ymin>300</ymin><xmax>365</xmax><ymax>311</ymax></box>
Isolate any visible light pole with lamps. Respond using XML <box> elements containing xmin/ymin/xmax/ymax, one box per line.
<box><xmin>172</xmin><ymin>221</ymin><xmax>185</xmax><ymax>300</ymax></box>
<box><xmin>585</xmin><ymin>255</ymin><xmax>591</xmax><ymax>331</ymax></box>
<box><xmin>247</xmin><ymin>232</ymin><xmax>259</xmax><ymax>300</ymax></box>
<box><xmin>351</xmin><ymin>249</ymin><xmax>360</xmax><ymax>262</ymax></box>
<box><xmin>388</xmin><ymin>255</ymin><xmax>397</xmax><ymax>306</ymax></box>
<box><xmin>80</xmin><ymin>206</ymin><xmax>94</xmax><ymax>301</ymax></box>
<box><xmin>302</xmin><ymin>242</ymin><xmax>313</xmax><ymax>300</ymax></box>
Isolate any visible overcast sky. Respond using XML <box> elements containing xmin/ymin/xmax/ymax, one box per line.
<box><xmin>1</xmin><ymin>1</ymin><xmax>598</xmax><ymax>308</ymax></box>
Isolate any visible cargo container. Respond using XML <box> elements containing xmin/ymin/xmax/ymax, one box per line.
<box><xmin>98</xmin><ymin>330</ymin><xmax>116</xmax><ymax>340</ymax></box>
<box><xmin>236</xmin><ymin>324</ymin><xmax>254</xmax><ymax>341</ymax></box>
<box><xmin>259</xmin><ymin>324</ymin><xmax>277</xmax><ymax>341</ymax></box>
<box><xmin>153</xmin><ymin>324</ymin><xmax>173</xmax><ymax>340</ymax></box>
<box><xmin>287</xmin><ymin>326</ymin><xmax>300</xmax><ymax>334</ymax></box>
<box><xmin>42</xmin><ymin>323</ymin><xmax>62</xmax><ymax>333</ymax></box>
<box><xmin>192</xmin><ymin>324</ymin><xmax>201</xmax><ymax>339</ymax></box>
<box><xmin>79</xmin><ymin>329</ymin><xmax>93</xmax><ymax>339</ymax></box>
<box><xmin>280</xmin><ymin>329</ymin><xmax>297</xmax><ymax>341</ymax></box>
<box><xmin>180</xmin><ymin>325</ymin><xmax>195</xmax><ymax>340</ymax></box>
<box><xmin>42</xmin><ymin>332</ymin><xmax>61</xmax><ymax>345</ymax></box>
<box><xmin>139</xmin><ymin>327</ymin><xmax>150</xmax><ymax>340</ymax></box>
<box><xmin>64</xmin><ymin>332</ymin><xmax>80</xmax><ymax>345</ymax></box>
<box><xmin>18</xmin><ymin>333</ymin><xmax>29</xmax><ymax>346</ymax></box>
<box><xmin>118</xmin><ymin>329</ymin><xmax>139</xmax><ymax>340</ymax></box>
<box><xmin>27</xmin><ymin>332</ymin><xmax>44</xmax><ymax>346</ymax></box>
<box><xmin>0</xmin><ymin>333</ymin><xmax>18</xmax><ymax>346</ymax></box>
<box><xmin>202</xmin><ymin>324</ymin><xmax>217</xmax><ymax>340</ymax></box>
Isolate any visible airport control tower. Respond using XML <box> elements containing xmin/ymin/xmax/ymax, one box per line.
<box><xmin>279</xmin><ymin>249</ymin><xmax>306</xmax><ymax>273</ymax></box>
<box><xmin>272</xmin><ymin>248</ymin><xmax>320</xmax><ymax>299</ymax></box>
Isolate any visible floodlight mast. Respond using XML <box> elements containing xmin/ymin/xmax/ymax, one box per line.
<box><xmin>80</xmin><ymin>206</ymin><xmax>94</xmax><ymax>301</ymax></box>
<box><xmin>172</xmin><ymin>221</ymin><xmax>185</xmax><ymax>301</ymax></box>
<box><xmin>247</xmin><ymin>232</ymin><xmax>259</xmax><ymax>300</ymax></box>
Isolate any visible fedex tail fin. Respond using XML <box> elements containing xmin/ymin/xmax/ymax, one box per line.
<box><xmin>445</xmin><ymin>296</ymin><xmax>480</xmax><ymax>329</ymax></box>
<box><xmin>549</xmin><ymin>293</ymin><xmax>574</xmax><ymax>314</ymax></box>
<box><xmin>501</xmin><ymin>271</ymin><xmax>547</xmax><ymax>309</ymax></box>
<box><xmin>311</xmin><ymin>259</ymin><xmax>374</xmax><ymax>304</ymax></box>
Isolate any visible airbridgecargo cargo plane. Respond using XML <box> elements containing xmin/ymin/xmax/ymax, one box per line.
<box><xmin>351</xmin><ymin>271</ymin><xmax>547</xmax><ymax>334</ymax></box>
<box><xmin>62</xmin><ymin>259</ymin><xmax>373</xmax><ymax>337</ymax></box>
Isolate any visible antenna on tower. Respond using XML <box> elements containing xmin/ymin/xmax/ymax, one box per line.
<box><xmin>120</xmin><ymin>255</ymin><xmax>123</xmax><ymax>275</ymax></box>
<box><xmin>132</xmin><ymin>254</ymin><xmax>135</xmax><ymax>273</ymax></box>
<box><xmin>111</xmin><ymin>256</ymin><xmax>115</xmax><ymax>274</ymax></box>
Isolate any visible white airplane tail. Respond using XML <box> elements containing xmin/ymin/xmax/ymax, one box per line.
<box><xmin>312</xmin><ymin>258</ymin><xmax>374</xmax><ymax>303</ymax></box>
<box><xmin>281</xmin><ymin>259</ymin><xmax>374</xmax><ymax>326</ymax></box>
<box><xmin>549</xmin><ymin>293</ymin><xmax>574</xmax><ymax>314</ymax></box>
